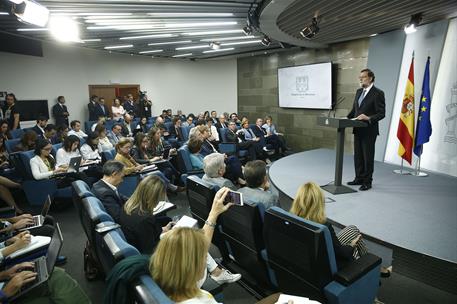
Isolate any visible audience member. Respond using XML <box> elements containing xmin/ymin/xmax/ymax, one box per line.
<box><xmin>56</xmin><ymin>135</ymin><xmax>82</xmax><ymax>167</ymax></box>
<box><xmin>290</xmin><ymin>182</ymin><xmax>371</xmax><ymax>271</ymax></box>
<box><xmin>111</xmin><ymin>98</ymin><xmax>125</xmax><ymax>121</ymax></box>
<box><xmin>188</xmin><ymin>137</ymin><xmax>204</xmax><ymax>170</ymax></box>
<box><xmin>31</xmin><ymin>116</ymin><xmax>48</xmax><ymax>137</ymax></box>
<box><xmin>107</xmin><ymin>124</ymin><xmax>123</xmax><ymax>146</ymax></box>
<box><xmin>121</xmin><ymin>113</ymin><xmax>133</xmax><ymax>137</ymax></box>
<box><xmin>150</xmin><ymin>187</ymin><xmax>238</xmax><ymax>302</ymax></box>
<box><xmin>123</xmin><ymin>94</ymin><xmax>137</xmax><ymax>116</ymax></box>
<box><xmin>114</xmin><ymin>138</ymin><xmax>145</xmax><ymax>175</ymax></box>
<box><xmin>169</xmin><ymin>117</ymin><xmax>184</xmax><ymax>142</ymax></box>
<box><xmin>135</xmin><ymin>117</ymin><xmax>149</xmax><ymax>134</ymax></box>
<box><xmin>229</xmin><ymin>113</ymin><xmax>241</xmax><ymax>126</ymax></box>
<box><xmin>176</xmin><ymin>110</ymin><xmax>186</xmax><ymax>121</ymax></box>
<box><xmin>0</xmin><ymin>174</ymin><xmax>22</xmax><ymax>213</ymax></box>
<box><xmin>88</xmin><ymin>95</ymin><xmax>98</xmax><ymax>121</ymax></box>
<box><xmin>202</xmin><ymin>153</ymin><xmax>236</xmax><ymax>190</ymax></box>
<box><xmin>94</xmin><ymin>97</ymin><xmax>110</xmax><ymax>119</ymax></box>
<box><xmin>226</xmin><ymin>121</ymin><xmax>257</xmax><ymax>161</ymax></box>
<box><xmin>52</xmin><ymin>124</ymin><xmax>69</xmax><ymax>144</ymax></box>
<box><xmin>0</xmin><ymin>120</ymin><xmax>11</xmax><ymax>140</ymax></box>
<box><xmin>239</xmin><ymin>160</ymin><xmax>279</xmax><ymax>209</ymax></box>
<box><xmin>95</xmin><ymin>124</ymin><xmax>114</xmax><ymax>152</ymax></box>
<box><xmin>13</xmin><ymin>130</ymin><xmax>37</xmax><ymax>152</ymax></box>
<box><xmin>3</xmin><ymin>93</ymin><xmax>20</xmax><ymax>130</ymax></box>
<box><xmin>68</xmin><ymin>120</ymin><xmax>87</xmax><ymax>139</ymax></box>
<box><xmin>182</xmin><ymin>115</ymin><xmax>194</xmax><ymax>128</ymax></box>
<box><xmin>42</xmin><ymin>124</ymin><xmax>57</xmax><ymax>144</ymax></box>
<box><xmin>91</xmin><ymin>160</ymin><xmax>127</xmax><ymax>223</ymax></box>
<box><xmin>91</xmin><ymin>116</ymin><xmax>106</xmax><ymax>132</ymax></box>
<box><xmin>210</xmin><ymin>111</ymin><xmax>218</xmax><ymax>124</ymax></box>
<box><xmin>252</xmin><ymin>118</ymin><xmax>282</xmax><ymax>155</ymax></box>
<box><xmin>52</xmin><ymin>96</ymin><xmax>70</xmax><ymax>127</ymax></box>
<box><xmin>80</xmin><ymin>132</ymin><xmax>102</xmax><ymax>162</ymax></box>
<box><xmin>215</xmin><ymin>114</ymin><xmax>228</xmax><ymax>129</ymax></box>
<box><xmin>147</xmin><ymin>127</ymin><xmax>176</xmax><ymax>158</ymax></box>
<box><xmin>206</xmin><ymin>117</ymin><xmax>219</xmax><ymax>143</ymax></box>
<box><xmin>139</xmin><ymin>94</ymin><xmax>152</xmax><ymax>118</ymax></box>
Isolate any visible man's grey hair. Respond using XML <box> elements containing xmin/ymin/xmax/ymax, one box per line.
<box><xmin>203</xmin><ymin>153</ymin><xmax>225</xmax><ymax>178</ymax></box>
<box><xmin>103</xmin><ymin>160</ymin><xmax>125</xmax><ymax>176</ymax></box>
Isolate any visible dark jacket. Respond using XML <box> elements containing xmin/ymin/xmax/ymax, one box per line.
<box><xmin>215</xmin><ymin>121</ymin><xmax>228</xmax><ymax>129</ymax></box>
<box><xmin>104</xmin><ymin>254</ymin><xmax>150</xmax><ymax>304</ymax></box>
<box><xmin>169</xmin><ymin>125</ymin><xmax>184</xmax><ymax>141</ymax></box>
<box><xmin>119</xmin><ymin>209</ymin><xmax>162</xmax><ymax>255</ymax></box>
<box><xmin>52</xmin><ymin>103</ymin><xmax>69</xmax><ymax>127</ymax></box>
<box><xmin>251</xmin><ymin>125</ymin><xmax>266</xmax><ymax>138</ymax></box>
<box><xmin>31</xmin><ymin>125</ymin><xmax>45</xmax><ymax>137</ymax></box>
<box><xmin>325</xmin><ymin>222</ymin><xmax>354</xmax><ymax>270</ymax></box>
<box><xmin>130</xmin><ymin>147</ymin><xmax>150</xmax><ymax>165</ymax></box>
<box><xmin>347</xmin><ymin>86</ymin><xmax>386</xmax><ymax>136</ymax></box>
<box><xmin>93</xmin><ymin>103</ymin><xmax>110</xmax><ymax>119</ymax></box>
<box><xmin>88</xmin><ymin>101</ymin><xmax>97</xmax><ymax>121</ymax></box>
<box><xmin>91</xmin><ymin>180</ymin><xmax>127</xmax><ymax>223</ymax></box>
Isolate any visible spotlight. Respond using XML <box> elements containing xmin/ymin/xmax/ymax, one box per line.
<box><xmin>49</xmin><ymin>16</ymin><xmax>80</xmax><ymax>42</ymax></box>
<box><xmin>242</xmin><ymin>25</ymin><xmax>252</xmax><ymax>36</ymax></box>
<box><xmin>404</xmin><ymin>13</ymin><xmax>423</xmax><ymax>34</ymax></box>
<box><xmin>300</xmin><ymin>16</ymin><xmax>320</xmax><ymax>40</ymax></box>
<box><xmin>13</xmin><ymin>0</ymin><xmax>49</xmax><ymax>27</ymax></box>
<box><xmin>209</xmin><ymin>42</ymin><xmax>221</xmax><ymax>50</ymax></box>
<box><xmin>261</xmin><ymin>35</ymin><xmax>271</xmax><ymax>46</ymax></box>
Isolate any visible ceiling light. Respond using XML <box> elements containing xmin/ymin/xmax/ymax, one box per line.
<box><xmin>242</xmin><ymin>25</ymin><xmax>252</xmax><ymax>35</ymax></box>
<box><xmin>0</xmin><ymin>12</ymin><xmax>9</xmax><ymax>15</ymax></box>
<box><xmin>221</xmin><ymin>40</ymin><xmax>262</xmax><ymax>46</ymax></box>
<box><xmin>203</xmin><ymin>48</ymin><xmax>235</xmax><ymax>54</ymax></box>
<box><xmin>172</xmin><ymin>53</ymin><xmax>192</xmax><ymax>58</ymax></box>
<box><xmin>139</xmin><ymin>50</ymin><xmax>163</xmax><ymax>54</ymax></box>
<box><xmin>261</xmin><ymin>35</ymin><xmax>271</xmax><ymax>46</ymax></box>
<box><xmin>104</xmin><ymin>44</ymin><xmax>134</xmax><ymax>49</ymax></box>
<box><xmin>87</xmin><ymin>21</ymin><xmax>237</xmax><ymax>31</ymax></box>
<box><xmin>183</xmin><ymin>29</ymin><xmax>244</xmax><ymax>36</ymax></box>
<box><xmin>49</xmin><ymin>16</ymin><xmax>80</xmax><ymax>42</ymax></box>
<box><xmin>200</xmin><ymin>36</ymin><xmax>257</xmax><ymax>42</ymax></box>
<box><xmin>120</xmin><ymin>33</ymin><xmax>175</xmax><ymax>40</ymax></box>
<box><xmin>8</xmin><ymin>0</ymin><xmax>24</xmax><ymax>4</ymax></box>
<box><xmin>17</xmin><ymin>27</ymin><xmax>48</xmax><ymax>31</ymax></box>
<box><xmin>300</xmin><ymin>15</ymin><xmax>320</xmax><ymax>39</ymax></box>
<box><xmin>147</xmin><ymin>13</ymin><xmax>234</xmax><ymax>17</ymax></box>
<box><xmin>176</xmin><ymin>44</ymin><xmax>209</xmax><ymax>50</ymax></box>
<box><xmin>14</xmin><ymin>0</ymin><xmax>49</xmax><ymax>27</ymax></box>
<box><xmin>209</xmin><ymin>42</ymin><xmax>221</xmax><ymax>50</ymax></box>
<box><xmin>404</xmin><ymin>13</ymin><xmax>422</xmax><ymax>34</ymax></box>
<box><xmin>82</xmin><ymin>38</ymin><xmax>101</xmax><ymax>42</ymax></box>
<box><xmin>148</xmin><ymin>40</ymin><xmax>192</xmax><ymax>46</ymax></box>
<box><xmin>370</xmin><ymin>33</ymin><xmax>378</xmax><ymax>37</ymax></box>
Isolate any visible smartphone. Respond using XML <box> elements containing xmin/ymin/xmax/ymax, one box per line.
<box><xmin>224</xmin><ymin>190</ymin><xmax>243</xmax><ymax>206</ymax></box>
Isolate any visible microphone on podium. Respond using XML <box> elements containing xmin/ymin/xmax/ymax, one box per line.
<box><xmin>327</xmin><ymin>96</ymin><xmax>345</xmax><ymax>117</ymax></box>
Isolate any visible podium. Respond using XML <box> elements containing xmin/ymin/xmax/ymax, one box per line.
<box><xmin>317</xmin><ymin>117</ymin><xmax>367</xmax><ymax>195</ymax></box>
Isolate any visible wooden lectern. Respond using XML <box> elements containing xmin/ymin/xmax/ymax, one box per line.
<box><xmin>317</xmin><ymin>117</ymin><xmax>367</xmax><ymax>195</ymax></box>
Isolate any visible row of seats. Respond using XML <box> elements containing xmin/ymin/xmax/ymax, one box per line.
<box><xmin>72</xmin><ymin>180</ymin><xmax>172</xmax><ymax>303</ymax></box>
<box><xmin>186</xmin><ymin>175</ymin><xmax>382</xmax><ymax>304</ymax></box>
<box><xmin>72</xmin><ymin>180</ymin><xmax>223</xmax><ymax>303</ymax></box>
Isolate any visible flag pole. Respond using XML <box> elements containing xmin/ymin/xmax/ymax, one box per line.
<box><xmin>412</xmin><ymin>153</ymin><xmax>428</xmax><ymax>177</ymax></box>
<box><xmin>393</xmin><ymin>159</ymin><xmax>411</xmax><ymax>175</ymax></box>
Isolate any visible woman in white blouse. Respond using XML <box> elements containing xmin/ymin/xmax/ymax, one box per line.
<box><xmin>94</xmin><ymin>124</ymin><xmax>114</xmax><ymax>152</ymax></box>
<box><xmin>111</xmin><ymin>98</ymin><xmax>125</xmax><ymax>121</ymax></box>
<box><xmin>56</xmin><ymin>135</ymin><xmax>82</xmax><ymax>167</ymax></box>
<box><xmin>30</xmin><ymin>139</ymin><xmax>68</xmax><ymax>181</ymax></box>
<box><xmin>205</xmin><ymin>117</ymin><xmax>219</xmax><ymax>143</ymax></box>
<box><xmin>80</xmin><ymin>133</ymin><xmax>102</xmax><ymax>161</ymax></box>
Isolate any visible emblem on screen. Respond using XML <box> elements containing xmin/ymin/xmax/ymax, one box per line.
<box><xmin>296</xmin><ymin>76</ymin><xmax>309</xmax><ymax>92</ymax></box>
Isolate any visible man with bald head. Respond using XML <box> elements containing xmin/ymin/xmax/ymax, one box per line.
<box><xmin>215</xmin><ymin>114</ymin><xmax>228</xmax><ymax>130</ymax></box>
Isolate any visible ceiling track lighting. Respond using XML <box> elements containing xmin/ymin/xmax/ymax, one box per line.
<box><xmin>11</xmin><ymin>0</ymin><xmax>49</xmax><ymax>27</ymax></box>
<box><xmin>300</xmin><ymin>13</ymin><xmax>321</xmax><ymax>40</ymax></box>
<box><xmin>261</xmin><ymin>35</ymin><xmax>271</xmax><ymax>46</ymax></box>
<box><xmin>209</xmin><ymin>42</ymin><xmax>221</xmax><ymax>50</ymax></box>
<box><xmin>404</xmin><ymin>13</ymin><xmax>423</xmax><ymax>34</ymax></box>
<box><xmin>242</xmin><ymin>25</ymin><xmax>252</xmax><ymax>36</ymax></box>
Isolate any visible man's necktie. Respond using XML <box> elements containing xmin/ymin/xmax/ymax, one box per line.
<box><xmin>358</xmin><ymin>89</ymin><xmax>366</xmax><ymax>106</ymax></box>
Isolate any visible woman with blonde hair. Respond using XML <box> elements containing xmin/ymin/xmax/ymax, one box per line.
<box><xmin>119</xmin><ymin>175</ymin><xmax>170</xmax><ymax>254</ymax></box>
<box><xmin>150</xmin><ymin>188</ymin><xmax>242</xmax><ymax>301</ymax></box>
<box><xmin>290</xmin><ymin>182</ymin><xmax>367</xmax><ymax>270</ymax></box>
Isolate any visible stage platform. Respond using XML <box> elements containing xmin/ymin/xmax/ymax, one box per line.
<box><xmin>268</xmin><ymin>148</ymin><xmax>457</xmax><ymax>294</ymax></box>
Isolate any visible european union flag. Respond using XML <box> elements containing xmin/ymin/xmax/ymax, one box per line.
<box><xmin>414</xmin><ymin>57</ymin><xmax>432</xmax><ymax>157</ymax></box>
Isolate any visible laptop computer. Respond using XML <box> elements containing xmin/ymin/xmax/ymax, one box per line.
<box><xmin>162</xmin><ymin>147</ymin><xmax>171</xmax><ymax>160</ymax></box>
<box><xmin>10</xmin><ymin>223</ymin><xmax>63</xmax><ymax>300</ymax></box>
<box><xmin>20</xmin><ymin>195</ymin><xmax>52</xmax><ymax>231</ymax></box>
<box><xmin>67</xmin><ymin>156</ymin><xmax>82</xmax><ymax>173</ymax></box>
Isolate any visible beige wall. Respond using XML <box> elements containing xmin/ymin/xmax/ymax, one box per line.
<box><xmin>237</xmin><ymin>38</ymin><xmax>369</xmax><ymax>152</ymax></box>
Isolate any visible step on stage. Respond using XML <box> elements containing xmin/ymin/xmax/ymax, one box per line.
<box><xmin>268</xmin><ymin>149</ymin><xmax>457</xmax><ymax>294</ymax></box>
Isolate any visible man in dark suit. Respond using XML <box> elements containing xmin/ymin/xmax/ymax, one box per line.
<box><xmin>169</xmin><ymin>117</ymin><xmax>184</xmax><ymax>141</ymax></box>
<box><xmin>347</xmin><ymin>69</ymin><xmax>385</xmax><ymax>191</ymax></box>
<box><xmin>91</xmin><ymin>160</ymin><xmax>128</xmax><ymax>223</ymax></box>
<box><xmin>226</xmin><ymin>121</ymin><xmax>257</xmax><ymax>161</ymax></box>
<box><xmin>41</xmin><ymin>124</ymin><xmax>57</xmax><ymax>144</ymax></box>
<box><xmin>215</xmin><ymin>115</ymin><xmax>228</xmax><ymax>129</ymax></box>
<box><xmin>31</xmin><ymin>116</ymin><xmax>48</xmax><ymax>137</ymax></box>
<box><xmin>93</xmin><ymin>97</ymin><xmax>110</xmax><ymax>119</ymax></box>
<box><xmin>251</xmin><ymin>118</ymin><xmax>279</xmax><ymax>154</ymax></box>
<box><xmin>88</xmin><ymin>95</ymin><xmax>98</xmax><ymax>121</ymax></box>
<box><xmin>123</xmin><ymin>94</ymin><xmax>138</xmax><ymax>117</ymax></box>
<box><xmin>52</xmin><ymin>96</ymin><xmax>69</xmax><ymax>127</ymax></box>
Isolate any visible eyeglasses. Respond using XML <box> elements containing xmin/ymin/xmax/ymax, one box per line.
<box><xmin>43</xmin><ymin>147</ymin><xmax>52</xmax><ymax>151</ymax></box>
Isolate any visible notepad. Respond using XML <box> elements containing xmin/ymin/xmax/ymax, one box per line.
<box><xmin>276</xmin><ymin>294</ymin><xmax>322</xmax><ymax>304</ymax></box>
<box><xmin>153</xmin><ymin>201</ymin><xmax>175</xmax><ymax>215</ymax></box>
<box><xmin>141</xmin><ymin>164</ymin><xmax>157</xmax><ymax>172</ymax></box>
<box><xmin>173</xmin><ymin>215</ymin><xmax>198</xmax><ymax>229</ymax></box>
<box><xmin>8</xmin><ymin>235</ymin><xmax>51</xmax><ymax>259</ymax></box>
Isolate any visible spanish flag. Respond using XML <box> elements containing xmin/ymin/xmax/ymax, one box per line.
<box><xmin>397</xmin><ymin>54</ymin><xmax>415</xmax><ymax>164</ymax></box>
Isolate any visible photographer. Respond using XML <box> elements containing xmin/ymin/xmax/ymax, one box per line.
<box><xmin>138</xmin><ymin>91</ymin><xmax>152</xmax><ymax>118</ymax></box>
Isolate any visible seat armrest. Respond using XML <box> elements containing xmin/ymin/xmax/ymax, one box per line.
<box><xmin>187</xmin><ymin>169</ymin><xmax>204</xmax><ymax>175</ymax></box>
<box><xmin>334</xmin><ymin>253</ymin><xmax>381</xmax><ymax>286</ymax></box>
